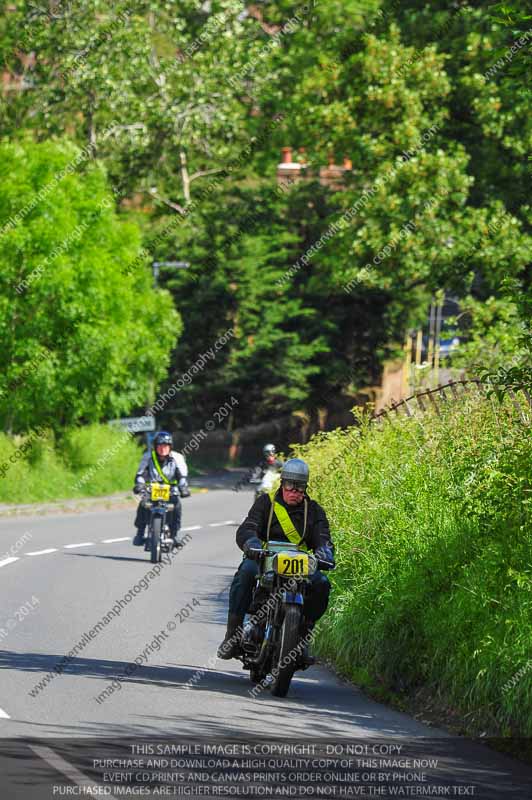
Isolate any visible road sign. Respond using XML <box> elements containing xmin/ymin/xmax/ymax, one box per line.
<box><xmin>152</xmin><ymin>261</ymin><xmax>190</xmax><ymax>287</ymax></box>
<box><xmin>152</xmin><ymin>261</ymin><xmax>190</xmax><ymax>268</ymax></box>
<box><xmin>108</xmin><ymin>416</ymin><xmax>156</xmax><ymax>433</ymax></box>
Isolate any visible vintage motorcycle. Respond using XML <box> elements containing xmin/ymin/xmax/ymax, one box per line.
<box><xmin>139</xmin><ymin>482</ymin><xmax>182</xmax><ymax>563</ymax></box>
<box><xmin>238</xmin><ymin>540</ymin><xmax>333</xmax><ymax>697</ymax></box>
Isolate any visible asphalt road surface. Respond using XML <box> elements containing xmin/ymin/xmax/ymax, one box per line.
<box><xmin>0</xmin><ymin>482</ymin><xmax>531</xmax><ymax>798</ymax></box>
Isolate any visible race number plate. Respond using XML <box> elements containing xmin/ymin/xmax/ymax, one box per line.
<box><xmin>151</xmin><ymin>483</ymin><xmax>170</xmax><ymax>501</ymax></box>
<box><xmin>276</xmin><ymin>553</ymin><xmax>309</xmax><ymax>577</ymax></box>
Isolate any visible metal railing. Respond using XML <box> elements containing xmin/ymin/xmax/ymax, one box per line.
<box><xmin>373</xmin><ymin>379</ymin><xmax>532</xmax><ymax>425</ymax></box>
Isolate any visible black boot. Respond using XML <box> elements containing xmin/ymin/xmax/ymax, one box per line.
<box><xmin>217</xmin><ymin>613</ymin><xmax>244</xmax><ymax>660</ymax></box>
<box><xmin>132</xmin><ymin>527</ymin><xmax>146</xmax><ymax>546</ymax></box>
<box><xmin>298</xmin><ymin>620</ymin><xmax>316</xmax><ymax>668</ymax></box>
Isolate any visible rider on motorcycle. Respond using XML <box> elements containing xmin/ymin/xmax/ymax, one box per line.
<box><xmin>251</xmin><ymin>443</ymin><xmax>284</xmax><ymax>497</ymax></box>
<box><xmin>260</xmin><ymin>443</ymin><xmax>283</xmax><ymax>473</ymax></box>
<box><xmin>132</xmin><ymin>431</ymin><xmax>190</xmax><ymax>546</ymax></box>
<box><xmin>218</xmin><ymin>457</ymin><xmax>335</xmax><ymax>659</ymax></box>
<box><xmin>249</xmin><ymin>443</ymin><xmax>283</xmax><ymax>481</ymax></box>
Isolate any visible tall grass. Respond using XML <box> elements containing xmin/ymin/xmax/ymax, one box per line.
<box><xmin>0</xmin><ymin>424</ymin><xmax>142</xmax><ymax>503</ymax></box>
<box><xmin>295</xmin><ymin>391</ymin><xmax>532</xmax><ymax>736</ymax></box>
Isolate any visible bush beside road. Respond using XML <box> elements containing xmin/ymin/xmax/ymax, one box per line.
<box><xmin>0</xmin><ymin>424</ymin><xmax>142</xmax><ymax>504</ymax></box>
<box><xmin>295</xmin><ymin>392</ymin><xmax>532</xmax><ymax>737</ymax></box>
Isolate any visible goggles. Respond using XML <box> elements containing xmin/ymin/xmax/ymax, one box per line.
<box><xmin>282</xmin><ymin>480</ymin><xmax>307</xmax><ymax>493</ymax></box>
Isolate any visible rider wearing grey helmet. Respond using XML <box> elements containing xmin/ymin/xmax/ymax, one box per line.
<box><xmin>218</xmin><ymin>457</ymin><xmax>335</xmax><ymax>659</ymax></box>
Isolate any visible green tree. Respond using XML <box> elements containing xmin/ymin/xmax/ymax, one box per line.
<box><xmin>150</xmin><ymin>180</ymin><xmax>330</xmax><ymax>428</ymax></box>
<box><xmin>249</xmin><ymin>0</ymin><xmax>531</xmax><ymax>398</ymax></box>
<box><xmin>0</xmin><ymin>138</ymin><xmax>180</xmax><ymax>432</ymax></box>
<box><xmin>1</xmin><ymin>0</ymin><xmax>264</xmax><ymax>202</ymax></box>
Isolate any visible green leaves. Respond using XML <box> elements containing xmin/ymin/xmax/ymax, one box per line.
<box><xmin>1</xmin><ymin>0</ymin><xmax>529</xmax><ymax>429</ymax></box>
<box><xmin>0</xmin><ymin>139</ymin><xmax>181</xmax><ymax>432</ymax></box>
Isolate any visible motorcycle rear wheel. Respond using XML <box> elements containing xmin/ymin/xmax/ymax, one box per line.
<box><xmin>270</xmin><ymin>605</ymin><xmax>301</xmax><ymax>697</ymax></box>
<box><xmin>150</xmin><ymin>517</ymin><xmax>162</xmax><ymax>563</ymax></box>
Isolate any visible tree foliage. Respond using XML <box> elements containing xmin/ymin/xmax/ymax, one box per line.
<box><xmin>0</xmin><ymin>0</ymin><xmax>529</xmax><ymax>431</ymax></box>
<box><xmin>0</xmin><ymin>139</ymin><xmax>180</xmax><ymax>432</ymax></box>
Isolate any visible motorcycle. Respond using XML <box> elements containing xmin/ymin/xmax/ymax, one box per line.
<box><xmin>238</xmin><ymin>540</ymin><xmax>333</xmax><ymax>697</ymax></box>
<box><xmin>139</xmin><ymin>482</ymin><xmax>182</xmax><ymax>564</ymax></box>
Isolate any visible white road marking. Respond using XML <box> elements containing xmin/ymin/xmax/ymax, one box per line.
<box><xmin>0</xmin><ymin>707</ymin><xmax>10</xmax><ymax>719</ymax></box>
<box><xmin>101</xmin><ymin>537</ymin><xmax>130</xmax><ymax>543</ymax></box>
<box><xmin>30</xmin><ymin>744</ymin><xmax>104</xmax><ymax>791</ymax></box>
<box><xmin>64</xmin><ymin>542</ymin><xmax>94</xmax><ymax>549</ymax></box>
<box><xmin>2</xmin><ymin>520</ymin><xmax>215</xmax><ymax>562</ymax></box>
<box><xmin>0</xmin><ymin>557</ymin><xmax>19</xmax><ymax>568</ymax></box>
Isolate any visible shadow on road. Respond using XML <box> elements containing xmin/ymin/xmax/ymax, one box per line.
<box><xmin>65</xmin><ymin>553</ymin><xmax>149</xmax><ymax>563</ymax></box>
<box><xmin>0</xmin><ymin>646</ymin><xmax>435</xmax><ymax>738</ymax></box>
<box><xmin>0</xmin><ymin>646</ymin><xmax>429</xmax><ymax>738</ymax></box>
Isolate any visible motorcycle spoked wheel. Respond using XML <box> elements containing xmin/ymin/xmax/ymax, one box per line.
<box><xmin>150</xmin><ymin>516</ymin><xmax>162</xmax><ymax>563</ymax></box>
<box><xmin>270</xmin><ymin>605</ymin><xmax>301</xmax><ymax>697</ymax></box>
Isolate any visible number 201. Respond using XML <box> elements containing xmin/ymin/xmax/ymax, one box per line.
<box><xmin>282</xmin><ymin>559</ymin><xmax>304</xmax><ymax>575</ymax></box>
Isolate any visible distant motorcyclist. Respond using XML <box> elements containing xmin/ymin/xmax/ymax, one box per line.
<box><xmin>132</xmin><ymin>431</ymin><xmax>190</xmax><ymax>546</ymax></box>
<box><xmin>251</xmin><ymin>443</ymin><xmax>284</xmax><ymax>498</ymax></box>
<box><xmin>249</xmin><ymin>443</ymin><xmax>283</xmax><ymax>485</ymax></box>
<box><xmin>218</xmin><ymin>457</ymin><xmax>335</xmax><ymax>659</ymax></box>
<box><xmin>260</xmin><ymin>443</ymin><xmax>283</xmax><ymax>473</ymax></box>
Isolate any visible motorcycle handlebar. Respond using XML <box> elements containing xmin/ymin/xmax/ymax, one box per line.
<box><xmin>140</xmin><ymin>482</ymin><xmax>179</xmax><ymax>490</ymax></box>
<box><xmin>247</xmin><ymin>548</ymin><xmax>335</xmax><ymax>570</ymax></box>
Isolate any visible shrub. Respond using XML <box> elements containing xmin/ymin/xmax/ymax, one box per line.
<box><xmin>295</xmin><ymin>389</ymin><xmax>532</xmax><ymax>735</ymax></box>
<box><xmin>0</xmin><ymin>424</ymin><xmax>143</xmax><ymax>502</ymax></box>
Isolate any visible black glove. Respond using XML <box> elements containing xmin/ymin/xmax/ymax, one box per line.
<box><xmin>133</xmin><ymin>483</ymin><xmax>144</xmax><ymax>495</ymax></box>
<box><xmin>243</xmin><ymin>537</ymin><xmax>263</xmax><ymax>559</ymax></box>
<box><xmin>314</xmin><ymin>545</ymin><xmax>335</xmax><ymax>569</ymax></box>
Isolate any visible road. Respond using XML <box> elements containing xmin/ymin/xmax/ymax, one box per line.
<box><xmin>0</xmin><ymin>482</ymin><xmax>531</xmax><ymax>798</ymax></box>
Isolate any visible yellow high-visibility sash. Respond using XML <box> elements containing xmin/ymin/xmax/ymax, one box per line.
<box><xmin>151</xmin><ymin>451</ymin><xmax>177</xmax><ymax>485</ymax></box>
<box><xmin>266</xmin><ymin>491</ymin><xmax>308</xmax><ymax>550</ymax></box>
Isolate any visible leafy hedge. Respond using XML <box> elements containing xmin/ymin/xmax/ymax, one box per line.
<box><xmin>295</xmin><ymin>391</ymin><xmax>531</xmax><ymax>736</ymax></box>
<box><xmin>0</xmin><ymin>424</ymin><xmax>143</xmax><ymax>503</ymax></box>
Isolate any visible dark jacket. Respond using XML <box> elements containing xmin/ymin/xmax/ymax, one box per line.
<box><xmin>250</xmin><ymin>457</ymin><xmax>283</xmax><ymax>482</ymax></box>
<box><xmin>236</xmin><ymin>490</ymin><xmax>334</xmax><ymax>554</ymax></box>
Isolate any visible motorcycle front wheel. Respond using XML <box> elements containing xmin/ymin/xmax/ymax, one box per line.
<box><xmin>150</xmin><ymin>516</ymin><xmax>162</xmax><ymax>563</ymax></box>
<box><xmin>270</xmin><ymin>605</ymin><xmax>301</xmax><ymax>697</ymax></box>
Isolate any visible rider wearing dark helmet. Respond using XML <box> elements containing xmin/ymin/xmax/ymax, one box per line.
<box><xmin>218</xmin><ymin>457</ymin><xmax>335</xmax><ymax>659</ymax></box>
<box><xmin>249</xmin><ymin>443</ymin><xmax>283</xmax><ymax>487</ymax></box>
<box><xmin>132</xmin><ymin>431</ymin><xmax>190</xmax><ymax>546</ymax></box>
<box><xmin>261</xmin><ymin>443</ymin><xmax>283</xmax><ymax>471</ymax></box>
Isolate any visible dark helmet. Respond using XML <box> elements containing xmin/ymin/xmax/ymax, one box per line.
<box><xmin>280</xmin><ymin>458</ymin><xmax>309</xmax><ymax>485</ymax></box>
<box><xmin>154</xmin><ymin>430</ymin><xmax>173</xmax><ymax>447</ymax></box>
<box><xmin>263</xmin><ymin>443</ymin><xmax>276</xmax><ymax>456</ymax></box>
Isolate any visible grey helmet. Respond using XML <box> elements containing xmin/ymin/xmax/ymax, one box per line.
<box><xmin>263</xmin><ymin>443</ymin><xmax>276</xmax><ymax>456</ymax></box>
<box><xmin>280</xmin><ymin>458</ymin><xmax>309</xmax><ymax>485</ymax></box>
